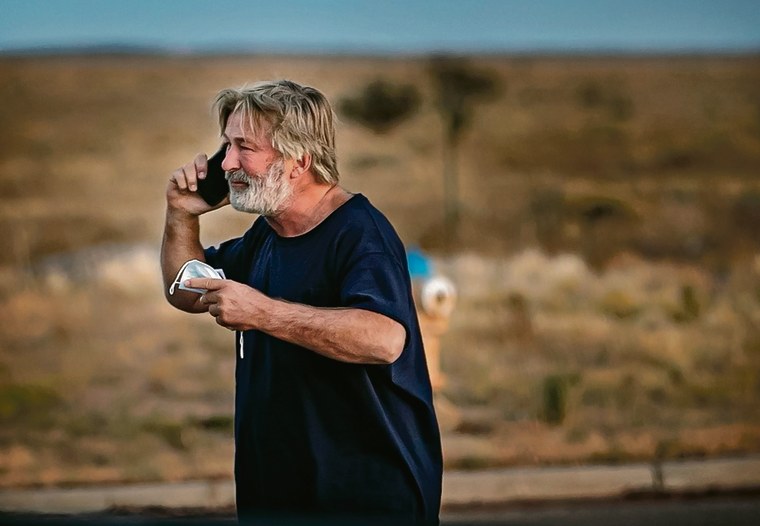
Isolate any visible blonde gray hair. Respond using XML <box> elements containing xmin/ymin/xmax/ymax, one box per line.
<box><xmin>213</xmin><ymin>80</ymin><xmax>339</xmax><ymax>185</ymax></box>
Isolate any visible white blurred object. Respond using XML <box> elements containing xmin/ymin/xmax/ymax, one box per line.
<box><xmin>420</xmin><ymin>275</ymin><xmax>457</xmax><ymax>318</ymax></box>
<box><xmin>168</xmin><ymin>259</ymin><xmax>226</xmax><ymax>295</ymax></box>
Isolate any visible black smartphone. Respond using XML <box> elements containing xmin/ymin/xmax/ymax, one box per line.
<box><xmin>197</xmin><ymin>146</ymin><xmax>229</xmax><ymax>206</ymax></box>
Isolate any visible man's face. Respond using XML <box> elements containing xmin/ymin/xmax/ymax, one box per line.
<box><xmin>221</xmin><ymin>111</ymin><xmax>294</xmax><ymax>216</ymax></box>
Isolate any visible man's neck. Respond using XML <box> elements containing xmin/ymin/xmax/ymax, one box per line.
<box><xmin>265</xmin><ymin>183</ymin><xmax>351</xmax><ymax>237</ymax></box>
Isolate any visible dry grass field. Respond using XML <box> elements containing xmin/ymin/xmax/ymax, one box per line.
<box><xmin>1</xmin><ymin>53</ymin><xmax>760</xmax><ymax>488</ymax></box>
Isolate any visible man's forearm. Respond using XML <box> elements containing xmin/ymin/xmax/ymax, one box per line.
<box><xmin>185</xmin><ymin>275</ymin><xmax>407</xmax><ymax>364</ymax></box>
<box><xmin>255</xmin><ymin>298</ymin><xmax>406</xmax><ymax>365</ymax></box>
<box><xmin>161</xmin><ymin>209</ymin><xmax>206</xmax><ymax>312</ymax></box>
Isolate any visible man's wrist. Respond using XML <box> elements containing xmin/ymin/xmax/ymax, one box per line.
<box><xmin>165</xmin><ymin>206</ymin><xmax>200</xmax><ymax>225</ymax></box>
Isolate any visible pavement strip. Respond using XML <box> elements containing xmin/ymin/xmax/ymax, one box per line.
<box><xmin>1</xmin><ymin>456</ymin><xmax>759</xmax><ymax>514</ymax></box>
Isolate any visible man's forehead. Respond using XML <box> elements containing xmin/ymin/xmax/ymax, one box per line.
<box><xmin>224</xmin><ymin>110</ymin><xmax>270</xmax><ymax>141</ymax></box>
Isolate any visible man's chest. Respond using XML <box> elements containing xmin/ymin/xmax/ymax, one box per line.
<box><xmin>246</xmin><ymin>239</ymin><xmax>341</xmax><ymax>307</ymax></box>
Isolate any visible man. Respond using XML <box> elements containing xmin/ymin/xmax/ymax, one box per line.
<box><xmin>161</xmin><ymin>80</ymin><xmax>442</xmax><ymax>524</ymax></box>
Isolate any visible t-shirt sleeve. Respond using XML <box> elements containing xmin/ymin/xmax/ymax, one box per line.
<box><xmin>339</xmin><ymin>250</ymin><xmax>414</xmax><ymax>342</ymax></box>
<box><xmin>204</xmin><ymin>236</ymin><xmax>246</xmax><ymax>283</ymax></box>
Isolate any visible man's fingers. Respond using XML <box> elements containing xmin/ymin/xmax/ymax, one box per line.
<box><xmin>194</xmin><ymin>153</ymin><xmax>208</xmax><ymax>181</ymax></box>
<box><xmin>171</xmin><ymin>155</ymin><xmax>208</xmax><ymax>193</ymax></box>
<box><xmin>184</xmin><ymin>277</ymin><xmax>225</xmax><ymax>291</ymax></box>
<box><xmin>183</xmin><ymin>163</ymin><xmax>198</xmax><ymax>192</ymax></box>
<box><xmin>171</xmin><ymin>167</ymin><xmax>188</xmax><ymax>190</ymax></box>
<box><xmin>201</xmin><ymin>290</ymin><xmax>220</xmax><ymax>305</ymax></box>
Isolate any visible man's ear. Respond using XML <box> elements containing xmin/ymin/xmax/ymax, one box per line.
<box><xmin>291</xmin><ymin>153</ymin><xmax>312</xmax><ymax>178</ymax></box>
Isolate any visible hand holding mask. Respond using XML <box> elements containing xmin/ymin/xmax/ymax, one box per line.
<box><xmin>168</xmin><ymin>259</ymin><xmax>226</xmax><ymax>295</ymax></box>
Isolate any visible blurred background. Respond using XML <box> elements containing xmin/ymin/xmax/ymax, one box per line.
<box><xmin>1</xmin><ymin>0</ymin><xmax>760</xmax><ymax>493</ymax></box>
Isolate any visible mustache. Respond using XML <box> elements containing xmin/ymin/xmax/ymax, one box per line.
<box><xmin>225</xmin><ymin>169</ymin><xmax>249</xmax><ymax>183</ymax></box>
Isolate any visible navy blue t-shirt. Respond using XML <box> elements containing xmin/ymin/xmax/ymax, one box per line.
<box><xmin>204</xmin><ymin>194</ymin><xmax>442</xmax><ymax>524</ymax></box>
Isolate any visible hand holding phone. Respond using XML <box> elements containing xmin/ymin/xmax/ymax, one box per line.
<box><xmin>197</xmin><ymin>146</ymin><xmax>229</xmax><ymax>206</ymax></box>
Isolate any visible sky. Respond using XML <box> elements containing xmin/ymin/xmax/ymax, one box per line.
<box><xmin>1</xmin><ymin>0</ymin><xmax>759</xmax><ymax>54</ymax></box>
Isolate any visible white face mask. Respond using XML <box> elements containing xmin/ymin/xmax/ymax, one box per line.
<box><xmin>168</xmin><ymin>259</ymin><xmax>226</xmax><ymax>295</ymax></box>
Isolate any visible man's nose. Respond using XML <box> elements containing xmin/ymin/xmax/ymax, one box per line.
<box><xmin>221</xmin><ymin>147</ymin><xmax>238</xmax><ymax>172</ymax></box>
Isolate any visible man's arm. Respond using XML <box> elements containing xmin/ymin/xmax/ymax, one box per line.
<box><xmin>161</xmin><ymin>153</ymin><xmax>228</xmax><ymax>313</ymax></box>
<box><xmin>187</xmin><ymin>278</ymin><xmax>406</xmax><ymax>364</ymax></box>
<box><xmin>262</xmin><ymin>300</ymin><xmax>406</xmax><ymax>365</ymax></box>
<box><xmin>161</xmin><ymin>210</ymin><xmax>207</xmax><ymax>313</ymax></box>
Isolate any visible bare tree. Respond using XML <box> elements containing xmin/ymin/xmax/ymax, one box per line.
<box><xmin>338</xmin><ymin>79</ymin><xmax>421</xmax><ymax>135</ymax></box>
<box><xmin>429</xmin><ymin>57</ymin><xmax>500</xmax><ymax>240</ymax></box>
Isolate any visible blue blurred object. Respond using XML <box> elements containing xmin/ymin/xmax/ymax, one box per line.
<box><xmin>407</xmin><ymin>246</ymin><xmax>433</xmax><ymax>279</ymax></box>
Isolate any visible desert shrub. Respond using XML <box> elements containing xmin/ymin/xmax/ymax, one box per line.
<box><xmin>192</xmin><ymin>414</ymin><xmax>234</xmax><ymax>433</ymax></box>
<box><xmin>62</xmin><ymin>413</ymin><xmax>110</xmax><ymax>439</ymax></box>
<box><xmin>654</xmin><ymin>146</ymin><xmax>697</xmax><ymax>170</ymax></box>
<box><xmin>570</xmin><ymin>195</ymin><xmax>638</xmax><ymax>225</ymax></box>
<box><xmin>671</xmin><ymin>284</ymin><xmax>701</xmax><ymax>323</ymax></box>
<box><xmin>731</xmin><ymin>190</ymin><xmax>760</xmax><ymax>244</ymax></box>
<box><xmin>599</xmin><ymin>289</ymin><xmax>641</xmax><ymax>319</ymax></box>
<box><xmin>0</xmin><ymin>383</ymin><xmax>61</xmax><ymax>426</ymax></box>
<box><xmin>568</xmin><ymin>194</ymin><xmax>639</xmax><ymax>267</ymax></box>
<box><xmin>141</xmin><ymin>418</ymin><xmax>187</xmax><ymax>450</ymax></box>
<box><xmin>541</xmin><ymin>375</ymin><xmax>568</xmax><ymax>425</ymax></box>
<box><xmin>338</xmin><ymin>79</ymin><xmax>421</xmax><ymax>134</ymax></box>
<box><xmin>647</xmin><ymin>386</ymin><xmax>669</xmax><ymax>404</ymax></box>
<box><xmin>452</xmin><ymin>456</ymin><xmax>496</xmax><ymax>470</ymax></box>
<box><xmin>577</xmin><ymin>80</ymin><xmax>605</xmax><ymax>108</ymax></box>
<box><xmin>576</xmin><ymin>79</ymin><xmax>634</xmax><ymax>121</ymax></box>
<box><xmin>668</xmin><ymin>366</ymin><xmax>685</xmax><ymax>386</ymax></box>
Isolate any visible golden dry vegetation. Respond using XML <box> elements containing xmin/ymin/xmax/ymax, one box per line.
<box><xmin>1</xmin><ymin>54</ymin><xmax>760</xmax><ymax>488</ymax></box>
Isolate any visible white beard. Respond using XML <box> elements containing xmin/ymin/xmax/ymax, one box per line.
<box><xmin>226</xmin><ymin>159</ymin><xmax>292</xmax><ymax>216</ymax></box>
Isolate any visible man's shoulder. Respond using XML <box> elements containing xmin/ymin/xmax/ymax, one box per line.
<box><xmin>326</xmin><ymin>194</ymin><xmax>407</xmax><ymax>270</ymax></box>
<box><xmin>333</xmin><ymin>194</ymin><xmax>400</xmax><ymax>242</ymax></box>
<box><xmin>335</xmin><ymin>193</ymin><xmax>395</xmax><ymax>231</ymax></box>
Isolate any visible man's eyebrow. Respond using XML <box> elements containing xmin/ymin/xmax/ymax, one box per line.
<box><xmin>221</xmin><ymin>133</ymin><xmax>249</xmax><ymax>144</ymax></box>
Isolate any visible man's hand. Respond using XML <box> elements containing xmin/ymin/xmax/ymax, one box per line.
<box><xmin>167</xmin><ymin>153</ymin><xmax>229</xmax><ymax>216</ymax></box>
<box><xmin>185</xmin><ymin>278</ymin><xmax>405</xmax><ymax>365</ymax></box>
<box><xmin>186</xmin><ymin>278</ymin><xmax>267</xmax><ymax>331</ymax></box>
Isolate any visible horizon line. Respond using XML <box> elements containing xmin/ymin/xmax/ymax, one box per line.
<box><xmin>2</xmin><ymin>41</ymin><xmax>760</xmax><ymax>58</ymax></box>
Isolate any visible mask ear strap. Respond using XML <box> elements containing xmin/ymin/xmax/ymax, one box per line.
<box><xmin>168</xmin><ymin>260</ymin><xmax>193</xmax><ymax>296</ymax></box>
